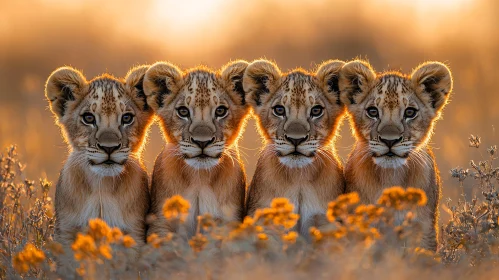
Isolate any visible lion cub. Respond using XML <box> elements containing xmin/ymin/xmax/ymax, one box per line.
<box><xmin>243</xmin><ymin>59</ymin><xmax>346</xmax><ymax>237</ymax></box>
<box><xmin>338</xmin><ymin>60</ymin><xmax>453</xmax><ymax>250</ymax></box>
<box><xmin>144</xmin><ymin>61</ymin><xmax>250</xmax><ymax>238</ymax></box>
<box><xmin>45</xmin><ymin>66</ymin><xmax>154</xmax><ymax>272</ymax></box>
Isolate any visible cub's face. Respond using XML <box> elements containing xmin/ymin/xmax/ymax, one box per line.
<box><xmin>339</xmin><ymin>60</ymin><xmax>453</xmax><ymax>169</ymax></box>
<box><xmin>243</xmin><ymin>60</ymin><xmax>345</xmax><ymax>168</ymax></box>
<box><xmin>45</xmin><ymin>66</ymin><xmax>154</xmax><ymax>176</ymax></box>
<box><xmin>143</xmin><ymin>61</ymin><xmax>249</xmax><ymax>170</ymax></box>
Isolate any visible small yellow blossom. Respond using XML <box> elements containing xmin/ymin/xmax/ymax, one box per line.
<box><xmin>98</xmin><ymin>244</ymin><xmax>112</xmax><ymax>260</ymax></box>
<box><xmin>355</xmin><ymin>204</ymin><xmax>384</xmax><ymax>223</ymax></box>
<box><xmin>257</xmin><ymin>233</ymin><xmax>269</xmax><ymax>241</ymax></box>
<box><xmin>107</xmin><ymin>228</ymin><xmax>123</xmax><ymax>243</ymax></box>
<box><xmin>198</xmin><ymin>214</ymin><xmax>216</xmax><ymax>232</ymax></box>
<box><xmin>377</xmin><ymin>186</ymin><xmax>427</xmax><ymax>210</ymax></box>
<box><xmin>163</xmin><ymin>195</ymin><xmax>190</xmax><ymax>222</ymax></box>
<box><xmin>147</xmin><ymin>233</ymin><xmax>162</xmax><ymax>248</ymax></box>
<box><xmin>12</xmin><ymin>243</ymin><xmax>46</xmax><ymax>274</ymax></box>
<box><xmin>72</xmin><ymin>233</ymin><xmax>97</xmax><ymax>261</ymax></box>
<box><xmin>12</xmin><ymin>250</ymin><xmax>31</xmax><ymax>273</ymax></box>
<box><xmin>327</xmin><ymin>192</ymin><xmax>360</xmax><ymax>222</ymax></box>
<box><xmin>146</xmin><ymin>233</ymin><xmax>172</xmax><ymax>248</ymax></box>
<box><xmin>122</xmin><ymin>235</ymin><xmax>136</xmax><ymax>248</ymax></box>
<box><xmin>339</xmin><ymin>192</ymin><xmax>360</xmax><ymax>205</ymax></box>
<box><xmin>271</xmin><ymin>198</ymin><xmax>294</xmax><ymax>211</ymax></box>
<box><xmin>406</xmin><ymin>187</ymin><xmax>428</xmax><ymax>206</ymax></box>
<box><xmin>254</xmin><ymin>208</ymin><xmax>277</xmax><ymax>225</ymax></box>
<box><xmin>88</xmin><ymin>218</ymin><xmax>111</xmax><ymax>240</ymax></box>
<box><xmin>282</xmin><ymin>231</ymin><xmax>298</xmax><ymax>244</ymax></box>
<box><xmin>309</xmin><ymin>227</ymin><xmax>323</xmax><ymax>243</ymax></box>
<box><xmin>229</xmin><ymin>217</ymin><xmax>261</xmax><ymax>240</ymax></box>
<box><xmin>189</xmin><ymin>234</ymin><xmax>208</xmax><ymax>253</ymax></box>
<box><xmin>331</xmin><ymin>227</ymin><xmax>348</xmax><ymax>239</ymax></box>
<box><xmin>76</xmin><ymin>267</ymin><xmax>86</xmax><ymax>276</ymax></box>
<box><xmin>254</xmin><ymin>198</ymin><xmax>300</xmax><ymax>229</ymax></box>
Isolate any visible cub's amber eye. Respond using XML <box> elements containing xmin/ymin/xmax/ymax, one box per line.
<box><xmin>82</xmin><ymin>113</ymin><xmax>96</xmax><ymax>125</ymax></box>
<box><xmin>273</xmin><ymin>105</ymin><xmax>286</xmax><ymax>117</ymax></box>
<box><xmin>215</xmin><ymin>106</ymin><xmax>229</xmax><ymax>118</ymax></box>
<box><xmin>177</xmin><ymin>106</ymin><xmax>190</xmax><ymax>118</ymax></box>
<box><xmin>122</xmin><ymin>113</ymin><xmax>134</xmax><ymax>125</ymax></box>
<box><xmin>404</xmin><ymin>107</ymin><xmax>418</xmax><ymax>119</ymax></box>
<box><xmin>366</xmin><ymin>107</ymin><xmax>379</xmax><ymax>119</ymax></box>
<box><xmin>310</xmin><ymin>105</ymin><xmax>324</xmax><ymax>118</ymax></box>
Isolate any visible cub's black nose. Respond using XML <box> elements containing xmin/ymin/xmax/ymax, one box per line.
<box><xmin>192</xmin><ymin>137</ymin><xmax>215</xmax><ymax>149</ymax></box>
<box><xmin>98</xmin><ymin>144</ymin><xmax>121</xmax><ymax>155</ymax></box>
<box><xmin>285</xmin><ymin>135</ymin><xmax>308</xmax><ymax>147</ymax></box>
<box><xmin>379</xmin><ymin>137</ymin><xmax>402</xmax><ymax>148</ymax></box>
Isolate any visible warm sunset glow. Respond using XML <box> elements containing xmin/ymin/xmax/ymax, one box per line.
<box><xmin>385</xmin><ymin>0</ymin><xmax>472</xmax><ymax>9</ymax></box>
<box><xmin>149</xmin><ymin>0</ymin><xmax>227</xmax><ymax>33</ymax></box>
<box><xmin>415</xmin><ymin>0</ymin><xmax>471</xmax><ymax>7</ymax></box>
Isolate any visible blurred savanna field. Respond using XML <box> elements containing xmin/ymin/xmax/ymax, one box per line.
<box><xmin>1</xmin><ymin>0</ymin><xmax>499</xmax><ymax>278</ymax></box>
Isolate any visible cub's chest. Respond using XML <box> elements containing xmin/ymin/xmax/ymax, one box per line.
<box><xmin>75</xmin><ymin>192</ymin><xmax>126</xmax><ymax>230</ymax></box>
<box><xmin>283</xmin><ymin>185</ymin><xmax>324</xmax><ymax>232</ymax></box>
<box><xmin>182</xmin><ymin>186</ymin><xmax>236</xmax><ymax>236</ymax></box>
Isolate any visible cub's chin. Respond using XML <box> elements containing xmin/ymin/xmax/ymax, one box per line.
<box><xmin>278</xmin><ymin>154</ymin><xmax>315</xmax><ymax>168</ymax></box>
<box><xmin>185</xmin><ymin>157</ymin><xmax>220</xmax><ymax>170</ymax></box>
<box><xmin>90</xmin><ymin>163</ymin><xmax>125</xmax><ymax>177</ymax></box>
<box><xmin>373</xmin><ymin>156</ymin><xmax>407</xmax><ymax>169</ymax></box>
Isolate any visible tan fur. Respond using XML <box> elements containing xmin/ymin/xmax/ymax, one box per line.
<box><xmin>339</xmin><ymin>60</ymin><xmax>453</xmax><ymax>250</ymax></box>
<box><xmin>45</xmin><ymin>66</ymin><xmax>154</xmax><ymax>276</ymax></box>
<box><xmin>144</xmin><ymin>61</ymin><xmax>250</xmax><ymax>238</ymax></box>
<box><xmin>243</xmin><ymin>59</ymin><xmax>346</xmax><ymax>238</ymax></box>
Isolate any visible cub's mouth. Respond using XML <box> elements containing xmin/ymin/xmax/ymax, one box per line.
<box><xmin>374</xmin><ymin>151</ymin><xmax>409</xmax><ymax>158</ymax></box>
<box><xmin>276</xmin><ymin>150</ymin><xmax>316</xmax><ymax>168</ymax></box>
<box><xmin>89</xmin><ymin>158</ymin><xmax>127</xmax><ymax>166</ymax></box>
<box><xmin>278</xmin><ymin>150</ymin><xmax>315</xmax><ymax>158</ymax></box>
<box><xmin>384</xmin><ymin>151</ymin><xmax>396</xmax><ymax>157</ymax></box>
<box><xmin>184</xmin><ymin>154</ymin><xmax>221</xmax><ymax>170</ymax></box>
<box><xmin>89</xmin><ymin>158</ymin><xmax>127</xmax><ymax>177</ymax></box>
<box><xmin>372</xmin><ymin>151</ymin><xmax>410</xmax><ymax>169</ymax></box>
<box><xmin>186</xmin><ymin>153</ymin><xmax>222</xmax><ymax>160</ymax></box>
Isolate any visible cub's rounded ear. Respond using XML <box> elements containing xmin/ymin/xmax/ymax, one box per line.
<box><xmin>143</xmin><ymin>62</ymin><xmax>183</xmax><ymax>111</ymax></box>
<box><xmin>125</xmin><ymin>65</ymin><xmax>151</xmax><ymax>112</ymax></box>
<box><xmin>315</xmin><ymin>60</ymin><xmax>345</xmax><ymax>105</ymax></box>
<box><xmin>339</xmin><ymin>60</ymin><xmax>376</xmax><ymax>107</ymax></box>
<box><xmin>411</xmin><ymin>61</ymin><xmax>453</xmax><ymax>111</ymax></box>
<box><xmin>45</xmin><ymin>67</ymin><xmax>87</xmax><ymax>118</ymax></box>
<box><xmin>243</xmin><ymin>59</ymin><xmax>281</xmax><ymax>108</ymax></box>
<box><xmin>221</xmin><ymin>60</ymin><xmax>249</xmax><ymax>106</ymax></box>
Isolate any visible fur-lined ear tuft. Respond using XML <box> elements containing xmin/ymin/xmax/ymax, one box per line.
<box><xmin>125</xmin><ymin>65</ymin><xmax>150</xmax><ymax>111</ymax></box>
<box><xmin>143</xmin><ymin>62</ymin><xmax>183</xmax><ymax>111</ymax></box>
<box><xmin>45</xmin><ymin>67</ymin><xmax>87</xmax><ymax>118</ymax></box>
<box><xmin>221</xmin><ymin>60</ymin><xmax>249</xmax><ymax>105</ymax></box>
<box><xmin>411</xmin><ymin>61</ymin><xmax>453</xmax><ymax>111</ymax></box>
<box><xmin>316</xmin><ymin>60</ymin><xmax>346</xmax><ymax>105</ymax></box>
<box><xmin>339</xmin><ymin>60</ymin><xmax>376</xmax><ymax>107</ymax></box>
<box><xmin>243</xmin><ymin>59</ymin><xmax>281</xmax><ymax>107</ymax></box>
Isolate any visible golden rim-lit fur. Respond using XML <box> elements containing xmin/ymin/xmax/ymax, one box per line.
<box><xmin>339</xmin><ymin>60</ymin><xmax>453</xmax><ymax>250</ymax></box>
<box><xmin>143</xmin><ymin>61</ymin><xmax>250</xmax><ymax>238</ymax></box>
<box><xmin>45</xmin><ymin>66</ymin><xmax>154</xmax><ymax>275</ymax></box>
<box><xmin>243</xmin><ymin>59</ymin><xmax>346</xmax><ymax>238</ymax></box>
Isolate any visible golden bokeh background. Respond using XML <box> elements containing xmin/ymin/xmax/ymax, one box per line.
<box><xmin>1</xmin><ymin>0</ymin><xmax>497</xmax><ymax>213</ymax></box>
